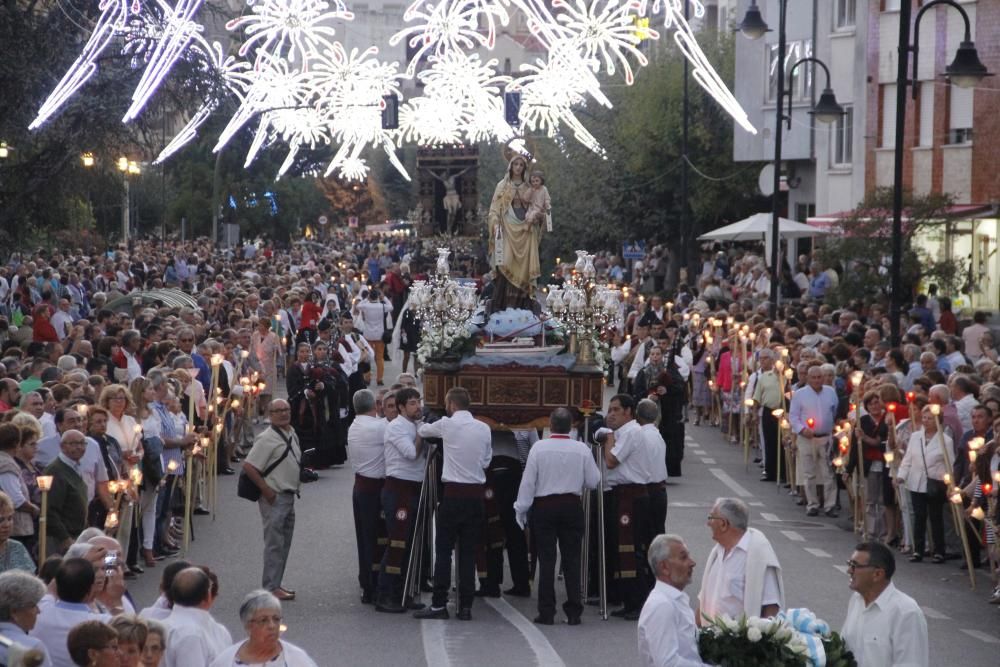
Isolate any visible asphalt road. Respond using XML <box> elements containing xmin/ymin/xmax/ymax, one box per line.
<box><xmin>126</xmin><ymin>366</ymin><xmax>1000</xmax><ymax>665</ymax></box>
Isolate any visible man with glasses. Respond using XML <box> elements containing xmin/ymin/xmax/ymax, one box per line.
<box><xmin>696</xmin><ymin>497</ymin><xmax>783</xmax><ymax>623</ymax></box>
<box><xmin>841</xmin><ymin>542</ymin><xmax>927</xmax><ymax>667</ymax></box>
<box><xmin>242</xmin><ymin>399</ymin><xmax>302</xmax><ymax>602</ymax></box>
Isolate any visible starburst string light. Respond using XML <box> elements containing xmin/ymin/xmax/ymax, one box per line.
<box><xmin>30</xmin><ymin>0</ymin><xmax>754</xmax><ymax>180</ymax></box>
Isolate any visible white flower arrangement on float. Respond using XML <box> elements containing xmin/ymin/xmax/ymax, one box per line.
<box><xmin>416</xmin><ymin>321</ymin><xmax>475</xmax><ymax>363</ymax></box>
<box><xmin>697</xmin><ymin>609</ymin><xmax>857</xmax><ymax>667</ymax></box>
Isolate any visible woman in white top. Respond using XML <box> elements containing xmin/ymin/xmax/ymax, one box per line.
<box><xmin>101</xmin><ymin>383</ymin><xmax>143</xmax><ymax>570</ymax></box>
<box><xmin>211</xmin><ymin>590</ymin><xmax>318</xmax><ymax>667</ymax></box>
<box><xmin>896</xmin><ymin>405</ymin><xmax>952</xmax><ymax>563</ymax></box>
<box><xmin>131</xmin><ymin>377</ymin><xmax>163</xmax><ymax>567</ymax></box>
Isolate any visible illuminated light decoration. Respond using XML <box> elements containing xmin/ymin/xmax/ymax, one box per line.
<box><xmin>29</xmin><ymin>0</ymin><xmax>134</xmax><ymax>130</ymax></box>
<box><xmin>396</xmin><ymin>52</ymin><xmax>513</xmax><ymax>146</ymax></box>
<box><xmin>550</xmin><ymin>0</ymin><xmax>657</xmax><ymax>86</ymax></box>
<box><xmin>390</xmin><ymin>0</ymin><xmax>510</xmax><ymax>77</ymax></box>
<box><xmin>225</xmin><ymin>0</ymin><xmax>353</xmax><ymax>66</ymax></box>
<box><xmin>646</xmin><ymin>0</ymin><xmax>756</xmax><ymax>135</ymax></box>
<box><xmin>123</xmin><ymin>0</ymin><xmax>208</xmax><ymax>121</ymax></box>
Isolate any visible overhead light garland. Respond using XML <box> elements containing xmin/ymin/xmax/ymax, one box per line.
<box><xmin>29</xmin><ymin>0</ymin><xmax>755</xmax><ymax>180</ymax></box>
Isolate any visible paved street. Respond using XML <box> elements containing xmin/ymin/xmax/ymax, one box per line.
<box><xmin>128</xmin><ymin>374</ymin><xmax>1000</xmax><ymax>665</ymax></box>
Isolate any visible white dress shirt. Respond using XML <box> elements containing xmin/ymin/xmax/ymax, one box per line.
<box><xmin>162</xmin><ymin>605</ymin><xmax>233</xmax><ymax>667</ymax></box>
<box><xmin>139</xmin><ymin>594</ymin><xmax>172</xmax><ymax>621</ymax></box>
<box><xmin>418</xmin><ymin>410</ymin><xmax>492</xmax><ymax>484</ymax></box>
<box><xmin>40</xmin><ymin>414</ymin><xmax>57</xmax><ymax>441</ymax></box>
<box><xmin>513</xmin><ymin>435</ymin><xmax>600</xmax><ymax>525</ymax></box>
<box><xmin>638</xmin><ymin>423</ymin><xmax>668</xmax><ymax>484</ymax></box>
<box><xmin>841</xmin><ymin>582</ymin><xmax>928</xmax><ymax>667</ymax></box>
<box><xmin>788</xmin><ymin>384</ymin><xmax>839</xmax><ymax>436</ymax></box>
<box><xmin>606</xmin><ymin>420</ymin><xmax>647</xmax><ymax>489</ymax></box>
<box><xmin>383</xmin><ymin>417</ymin><xmax>426</xmax><ymax>482</ymax></box>
<box><xmin>79</xmin><ymin>437</ymin><xmax>111</xmax><ymax>501</ymax></box>
<box><xmin>954</xmin><ymin>394</ymin><xmax>978</xmax><ymax>433</ymax></box>
<box><xmin>698</xmin><ymin>531</ymin><xmax>781</xmax><ymax>620</ymax></box>
<box><xmin>50</xmin><ymin>310</ymin><xmax>73</xmax><ymax>340</ymax></box>
<box><xmin>210</xmin><ymin>639</ymin><xmax>319</xmax><ymax>667</ymax></box>
<box><xmin>32</xmin><ymin>600</ymin><xmax>111</xmax><ymax>667</ymax></box>
<box><xmin>638</xmin><ymin>580</ymin><xmax>708</xmax><ymax>667</ymax></box>
<box><xmin>348</xmin><ymin>414</ymin><xmax>387</xmax><ymax>479</ymax></box>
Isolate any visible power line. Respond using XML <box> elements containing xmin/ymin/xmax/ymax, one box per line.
<box><xmin>682</xmin><ymin>154</ymin><xmax>758</xmax><ymax>182</ymax></box>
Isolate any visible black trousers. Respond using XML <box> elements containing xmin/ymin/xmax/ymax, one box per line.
<box><xmin>353</xmin><ymin>485</ymin><xmax>383</xmax><ymax>594</ymax></box>
<box><xmin>647</xmin><ymin>485</ymin><xmax>667</xmax><ymax>540</ymax></box>
<box><xmin>534</xmin><ymin>498</ymin><xmax>585</xmax><ymax>620</ymax></box>
<box><xmin>761</xmin><ymin>409</ymin><xmax>783</xmax><ymax>482</ymax></box>
<box><xmin>484</xmin><ymin>457</ymin><xmax>531</xmax><ymax>591</ymax></box>
<box><xmin>432</xmin><ymin>496</ymin><xmax>484</xmax><ymax>610</ymax></box>
<box><xmin>911</xmin><ymin>489</ymin><xmax>946</xmax><ymax>557</ymax></box>
<box><xmin>586</xmin><ymin>490</ymin><xmax>621</xmax><ymax>604</ymax></box>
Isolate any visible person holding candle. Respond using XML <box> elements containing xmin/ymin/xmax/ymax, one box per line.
<box><xmin>895</xmin><ymin>405</ymin><xmax>951</xmax><ymax>563</ymax></box>
<box><xmin>845</xmin><ymin>393</ymin><xmax>889</xmax><ymax>541</ymax></box>
<box><xmin>788</xmin><ymin>365</ymin><xmax>840</xmax><ymax>517</ymax></box>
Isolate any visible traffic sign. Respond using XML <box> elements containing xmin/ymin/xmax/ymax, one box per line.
<box><xmin>318</xmin><ymin>215</ymin><xmax>328</xmax><ymax>225</ymax></box>
<box><xmin>622</xmin><ymin>241</ymin><xmax>646</xmax><ymax>260</ymax></box>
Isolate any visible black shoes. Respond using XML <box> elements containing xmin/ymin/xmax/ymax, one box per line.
<box><xmin>533</xmin><ymin>615</ymin><xmax>554</xmax><ymax>625</ymax></box>
<box><xmin>456</xmin><ymin>608</ymin><xmax>472</xmax><ymax>621</ymax></box>
<box><xmin>504</xmin><ymin>586</ymin><xmax>531</xmax><ymax>598</ymax></box>
<box><xmin>405</xmin><ymin>598</ymin><xmax>426</xmax><ymax>611</ymax></box>
<box><xmin>805</xmin><ymin>508</ymin><xmax>819</xmax><ymax>517</ymax></box>
<box><xmin>375</xmin><ymin>601</ymin><xmax>406</xmax><ymax>614</ymax></box>
<box><xmin>611</xmin><ymin>607</ymin><xmax>640</xmax><ymax>620</ymax></box>
<box><xmin>475</xmin><ymin>588</ymin><xmax>501</xmax><ymax>598</ymax></box>
<box><xmin>193</xmin><ymin>507</ymin><xmax>211</xmax><ymax>516</ymax></box>
<box><xmin>566</xmin><ymin>616</ymin><xmax>581</xmax><ymax>626</ymax></box>
<box><xmin>413</xmin><ymin>607</ymin><xmax>449</xmax><ymax>620</ymax></box>
<box><xmin>824</xmin><ymin>508</ymin><xmax>839</xmax><ymax>518</ymax></box>
<box><xmin>361</xmin><ymin>590</ymin><xmax>375</xmax><ymax>605</ymax></box>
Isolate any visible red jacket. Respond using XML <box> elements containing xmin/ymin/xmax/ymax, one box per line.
<box><xmin>300</xmin><ymin>300</ymin><xmax>322</xmax><ymax>330</ymax></box>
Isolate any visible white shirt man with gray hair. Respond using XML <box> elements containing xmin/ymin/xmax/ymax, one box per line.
<box><xmin>638</xmin><ymin>534</ymin><xmax>709</xmax><ymax>667</ymax></box>
<box><xmin>696</xmin><ymin>497</ymin><xmax>784</xmax><ymax>623</ymax></box>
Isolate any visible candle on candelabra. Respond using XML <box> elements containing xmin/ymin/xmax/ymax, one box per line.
<box><xmin>37</xmin><ymin>475</ymin><xmax>53</xmax><ymax>558</ymax></box>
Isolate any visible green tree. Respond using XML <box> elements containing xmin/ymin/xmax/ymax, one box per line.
<box><xmin>816</xmin><ymin>187</ymin><xmax>961</xmax><ymax>307</ymax></box>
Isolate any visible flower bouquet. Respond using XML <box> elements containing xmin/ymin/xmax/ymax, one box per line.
<box><xmin>698</xmin><ymin>609</ymin><xmax>856</xmax><ymax>667</ymax></box>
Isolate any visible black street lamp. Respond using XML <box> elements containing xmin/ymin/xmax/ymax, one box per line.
<box><xmin>889</xmin><ymin>0</ymin><xmax>992</xmax><ymax>344</ymax></box>
<box><xmin>737</xmin><ymin>1</ymin><xmax>844</xmax><ymax>319</ymax></box>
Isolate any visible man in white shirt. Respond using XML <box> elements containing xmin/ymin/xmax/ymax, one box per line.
<box><xmin>841</xmin><ymin>542</ymin><xmax>928</xmax><ymax>667</ymax></box>
<box><xmin>636</xmin><ymin>399</ymin><xmax>668</xmax><ymax>540</ymax></box>
<box><xmin>33</xmin><ymin>557</ymin><xmax>111</xmax><ymax>667</ymax></box>
<box><xmin>413</xmin><ymin>387</ymin><xmax>492</xmax><ymax>621</ymax></box>
<box><xmin>600</xmin><ymin>394</ymin><xmax>651</xmax><ymax>620</ymax></box>
<box><xmin>50</xmin><ymin>298</ymin><xmax>74</xmax><ymax>341</ymax></box>
<box><xmin>962</xmin><ymin>311</ymin><xmax>991</xmax><ymax>362</ymax></box>
<box><xmin>638</xmin><ymin>534</ymin><xmax>709</xmax><ymax>667</ymax></box>
<box><xmin>376</xmin><ymin>387</ymin><xmax>427</xmax><ymax>613</ymax></box>
<box><xmin>514</xmin><ymin>408</ymin><xmax>599</xmax><ymax>625</ymax></box>
<box><xmin>696</xmin><ymin>497</ymin><xmax>783</xmax><ymax>623</ymax></box>
<box><xmin>162</xmin><ymin>567</ymin><xmax>232</xmax><ymax>667</ymax></box>
<box><xmin>348</xmin><ymin>389</ymin><xmax>387</xmax><ymax>605</ymax></box>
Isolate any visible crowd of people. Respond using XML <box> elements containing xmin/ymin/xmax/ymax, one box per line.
<box><xmin>0</xmin><ymin>232</ymin><xmax>996</xmax><ymax>666</ymax></box>
<box><xmin>0</xmin><ymin>235</ymin><xmax>434</xmax><ymax>665</ymax></box>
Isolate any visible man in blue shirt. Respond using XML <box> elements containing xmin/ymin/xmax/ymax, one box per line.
<box><xmin>789</xmin><ymin>365</ymin><xmax>840</xmax><ymax>517</ymax></box>
<box><xmin>808</xmin><ymin>263</ymin><xmax>830</xmax><ymax>300</ymax></box>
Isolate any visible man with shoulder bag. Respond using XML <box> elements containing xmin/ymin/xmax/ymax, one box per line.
<box><xmin>241</xmin><ymin>398</ymin><xmax>302</xmax><ymax>600</ymax></box>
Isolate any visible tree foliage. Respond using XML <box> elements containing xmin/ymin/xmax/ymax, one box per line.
<box><xmin>815</xmin><ymin>187</ymin><xmax>963</xmax><ymax>307</ymax></box>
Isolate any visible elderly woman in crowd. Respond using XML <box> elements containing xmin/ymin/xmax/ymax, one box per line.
<box><xmin>67</xmin><ymin>620</ymin><xmax>120</xmax><ymax>667</ymax></box>
<box><xmin>896</xmin><ymin>404</ymin><xmax>952</xmax><ymax>563</ymax></box>
<box><xmin>0</xmin><ymin>569</ymin><xmax>50</xmax><ymax>665</ymax></box>
<box><xmin>110</xmin><ymin>614</ymin><xmax>150</xmax><ymax>667</ymax></box>
<box><xmin>210</xmin><ymin>590</ymin><xmax>317</xmax><ymax>667</ymax></box>
<box><xmin>0</xmin><ymin>491</ymin><xmax>34</xmax><ymax>573</ymax></box>
<box><xmin>0</xmin><ymin>424</ymin><xmax>38</xmax><ymax>557</ymax></box>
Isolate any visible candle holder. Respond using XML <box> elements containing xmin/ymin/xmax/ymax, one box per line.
<box><xmin>544</xmin><ymin>250</ymin><xmax>622</xmax><ymax>371</ymax></box>
<box><xmin>409</xmin><ymin>248</ymin><xmax>478</xmax><ymax>362</ymax></box>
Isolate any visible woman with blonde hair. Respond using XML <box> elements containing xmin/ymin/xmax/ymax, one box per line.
<box><xmin>99</xmin><ymin>383</ymin><xmax>145</xmax><ymax>572</ymax></box>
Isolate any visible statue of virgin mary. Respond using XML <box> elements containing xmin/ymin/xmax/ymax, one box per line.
<box><xmin>487</xmin><ymin>154</ymin><xmax>543</xmax><ymax>313</ymax></box>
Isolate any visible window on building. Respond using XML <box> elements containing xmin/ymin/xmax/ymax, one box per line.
<box><xmin>831</xmin><ymin>106</ymin><xmax>853</xmax><ymax>166</ymax></box>
<box><xmin>766</xmin><ymin>40</ymin><xmax>814</xmax><ymax>103</ymax></box>
<box><xmin>795</xmin><ymin>203</ymin><xmax>816</xmax><ymax>222</ymax></box>
<box><xmin>835</xmin><ymin>0</ymin><xmax>856</xmax><ymax>29</ymax></box>
<box><xmin>881</xmin><ymin>83</ymin><xmax>897</xmax><ymax>148</ymax></box>
<box><xmin>948</xmin><ymin>85</ymin><xmax>974</xmax><ymax>145</ymax></box>
<box><xmin>918</xmin><ymin>83</ymin><xmax>934</xmax><ymax>147</ymax></box>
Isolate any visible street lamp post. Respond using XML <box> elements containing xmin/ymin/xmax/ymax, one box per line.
<box><xmin>738</xmin><ymin>1</ymin><xmax>844</xmax><ymax>318</ymax></box>
<box><xmin>118</xmin><ymin>157</ymin><xmax>141</xmax><ymax>244</ymax></box>
<box><xmin>888</xmin><ymin>0</ymin><xmax>991</xmax><ymax>344</ymax></box>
